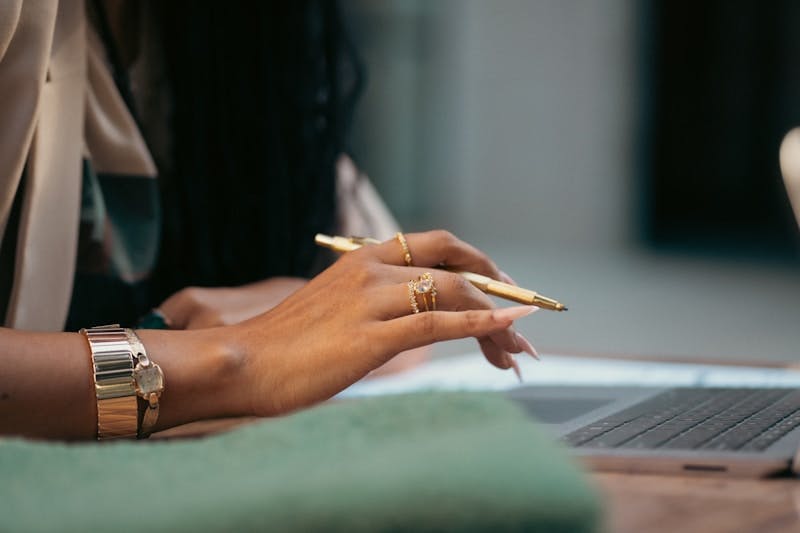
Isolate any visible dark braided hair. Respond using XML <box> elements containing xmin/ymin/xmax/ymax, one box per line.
<box><xmin>154</xmin><ymin>1</ymin><xmax>363</xmax><ymax>297</ymax></box>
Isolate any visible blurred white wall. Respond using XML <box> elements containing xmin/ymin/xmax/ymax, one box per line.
<box><xmin>346</xmin><ymin>1</ymin><xmax>800</xmax><ymax>363</ymax></box>
<box><xmin>348</xmin><ymin>0</ymin><xmax>638</xmax><ymax>250</ymax></box>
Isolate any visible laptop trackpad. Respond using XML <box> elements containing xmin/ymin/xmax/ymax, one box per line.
<box><xmin>514</xmin><ymin>397</ymin><xmax>614</xmax><ymax>423</ymax></box>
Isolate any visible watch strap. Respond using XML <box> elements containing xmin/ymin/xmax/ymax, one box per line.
<box><xmin>80</xmin><ymin>325</ymin><xmax>138</xmax><ymax>439</ymax></box>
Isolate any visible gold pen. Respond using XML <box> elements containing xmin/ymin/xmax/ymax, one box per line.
<box><xmin>314</xmin><ymin>233</ymin><xmax>568</xmax><ymax>312</ymax></box>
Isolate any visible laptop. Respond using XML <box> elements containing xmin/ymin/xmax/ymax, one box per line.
<box><xmin>506</xmin><ymin>129</ymin><xmax>800</xmax><ymax>478</ymax></box>
<box><xmin>508</xmin><ymin>385</ymin><xmax>800</xmax><ymax>477</ymax></box>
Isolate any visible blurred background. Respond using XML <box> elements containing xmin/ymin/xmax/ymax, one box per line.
<box><xmin>343</xmin><ymin>0</ymin><xmax>800</xmax><ymax>362</ymax></box>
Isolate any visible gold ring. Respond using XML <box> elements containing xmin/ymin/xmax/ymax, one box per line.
<box><xmin>407</xmin><ymin>281</ymin><xmax>420</xmax><ymax>314</ymax></box>
<box><xmin>411</xmin><ymin>272</ymin><xmax>437</xmax><ymax>312</ymax></box>
<box><xmin>396</xmin><ymin>232</ymin><xmax>413</xmax><ymax>266</ymax></box>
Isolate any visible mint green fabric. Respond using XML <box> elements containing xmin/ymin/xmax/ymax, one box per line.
<box><xmin>0</xmin><ymin>392</ymin><xmax>600</xmax><ymax>532</ymax></box>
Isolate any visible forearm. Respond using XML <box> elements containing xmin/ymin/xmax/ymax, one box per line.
<box><xmin>0</xmin><ymin>327</ymin><xmax>244</xmax><ymax>440</ymax></box>
<box><xmin>0</xmin><ymin>329</ymin><xmax>95</xmax><ymax>439</ymax></box>
<box><xmin>0</xmin><ymin>231</ymin><xmax>540</xmax><ymax>440</ymax></box>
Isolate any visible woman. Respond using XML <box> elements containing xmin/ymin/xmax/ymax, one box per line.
<box><xmin>0</xmin><ymin>0</ymin><xmax>538</xmax><ymax>440</ymax></box>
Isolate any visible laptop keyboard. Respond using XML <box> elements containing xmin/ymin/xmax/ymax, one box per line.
<box><xmin>564</xmin><ymin>388</ymin><xmax>800</xmax><ymax>452</ymax></box>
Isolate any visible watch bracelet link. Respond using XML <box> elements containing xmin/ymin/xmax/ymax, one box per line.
<box><xmin>80</xmin><ymin>325</ymin><xmax>138</xmax><ymax>439</ymax></box>
<box><xmin>80</xmin><ymin>325</ymin><xmax>165</xmax><ymax>440</ymax></box>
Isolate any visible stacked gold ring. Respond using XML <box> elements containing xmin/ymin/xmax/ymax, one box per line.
<box><xmin>408</xmin><ymin>272</ymin><xmax>437</xmax><ymax>313</ymax></box>
<box><xmin>407</xmin><ymin>281</ymin><xmax>420</xmax><ymax>314</ymax></box>
<box><xmin>396</xmin><ymin>232</ymin><xmax>413</xmax><ymax>266</ymax></box>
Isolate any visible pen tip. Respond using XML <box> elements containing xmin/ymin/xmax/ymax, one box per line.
<box><xmin>562</xmin><ymin>307</ymin><xmax>569</xmax><ymax>312</ymax></box>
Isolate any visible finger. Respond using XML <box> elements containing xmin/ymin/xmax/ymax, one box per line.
<box><xmin>377</xmin><ymin>267</ymin><xmax>529</xmax><ymax>352</ymax></box>
<box><xmin>508</xmin><ymin>355</ymin><xmax>523</xmax><ymax>382</ymax></box>
<box><xmin>477</xmin><ymin>334</ymin><xmax>524</xmax><ymax>380</ymax></box>
<box><xmin>488</xmin><ymin>330</ymin><xmax>539</xmax><ymax>361</ymax></box>
<box><xmin>368</xmin><ymin>230</ymin><xmax>503</xmax><ymax>280</ymax></box>
<box><xmin>477</xmin><ymin>336</ymin><xmax>513</xmax><ymax>370</ymax></box>
<box><xmin>374</xmin><ymin>268</ymin><xmax>491</xmax><ymax>318</ymax></box>
<box><xmin>488</xmin><ymin>329</ymin><xmax>524</xmax><ymax>358</ymax></box>
<box><xmin>375</xmin><ymin>269</ymin><xmax>526</xmax><ymax>356</ymax></box>
<box><xmin>514</xmin><ymin>332</ymin><xmax>540</xmax><ymax>360</ymax></box>
<box><xmin>378</xmin><ymin>306</ymin><xmax>537</xmax><ymax>353</ymax></box>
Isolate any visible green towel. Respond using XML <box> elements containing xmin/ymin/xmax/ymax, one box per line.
<box><xmin>0</xmin><ymin>392</ymin><xmax>600</xmax><ymax>532</ymax></box>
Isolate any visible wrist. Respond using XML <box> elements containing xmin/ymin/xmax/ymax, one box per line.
<box><xmin>135</xmin><ymin>326</ymin><xmax>247</xmax><ymax>431</ymax></box>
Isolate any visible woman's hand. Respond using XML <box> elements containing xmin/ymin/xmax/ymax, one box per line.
<box><xmin>1</xmin><ymin>230</ymin><xmax>538</xmax><ymax>439</ymax></box>
<box><xmin>225</xmin><ymin>230</ymin><xmax>539</xmax><ymax>417</ymax></box>
<box><xmin>160</xmin><ymin>274</ymin><xmax>433</xmax><ymax>377</ymax></box>
<box><xmin>158</xmin><ymin>277</ymin><xmax>308</xmax><ymax>329</ymax></box>
<box><xmin>159</xmin><ymin>275</ymin><xmax>432</xmax><ymax>378</ymax></box>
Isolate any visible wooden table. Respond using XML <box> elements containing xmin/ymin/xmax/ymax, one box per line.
<box><xmin>158</xmin><ymin>352</ymin><xmax>800</xmax><ymax>533</ymax></box>
<box><xmin>566</xmin><ymin>354</ymin><xmax>800</xmax><ymax>532</ymax></box>
<box><xmin>594</xmin><ymin>472</ymin><xmax>800</xmax><ymax>533</ymax></box>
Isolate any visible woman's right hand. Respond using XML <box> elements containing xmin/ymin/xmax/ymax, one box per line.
<box><xmin>223</xmin><ymin>230</ymin><xmax>539</xmax><ymax>417</ymax></box>
<box><xmin>1</xmin><ymin>230</ymin><xmax>538</xmax><ymax>440</ymax></box>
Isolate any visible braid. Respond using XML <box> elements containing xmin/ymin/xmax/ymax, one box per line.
<box><xmin>155</xmin><ymin>0</ymin><xmax>363</xmax><ymax>295</ymax></box>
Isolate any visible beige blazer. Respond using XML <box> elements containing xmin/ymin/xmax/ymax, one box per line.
<box><xmin>0</xmin><ymin>0</ymin><xmax>398</xmax><ymax>331</ymax></box>
<box><xmin>0</xmin><ymin>0</ymin><xmax>85</xmax><ymax>331</ymax></box>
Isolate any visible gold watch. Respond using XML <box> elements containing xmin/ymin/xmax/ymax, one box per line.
<box><xmin>80</xmin><ymin>325</ymin><xmax>138</xmax><ymax>439</ymax></box>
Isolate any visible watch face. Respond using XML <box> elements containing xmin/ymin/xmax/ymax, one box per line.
<box><xmin>134</xmin><ymin>364</ymin><xmax>164</xmax><ymax>396</ymax></box>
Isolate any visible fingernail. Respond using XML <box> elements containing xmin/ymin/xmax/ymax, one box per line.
<box><xmin>493</xmin><ymin>306</ymin><xmax>538</xmax><ymax>322</ymax></box>
<box><xmin>515</xmin><ymin>332</ymin><xmax>540</xmax><ymax>361</ymax></box>
<box><xmin>506</xmin><ymin>354</ymin><xmax>523</xmax><ymax>383</ymax></box>
<box><xmin>499</xmin><ymin>270</ymin><xmax>518</xmax><ymax>286</ymax></box>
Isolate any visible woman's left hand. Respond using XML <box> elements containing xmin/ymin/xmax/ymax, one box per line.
<box><xmin>158</xmin><ymin>277</ymin><xmax>308</xmax><ymax>330</ymax></box>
